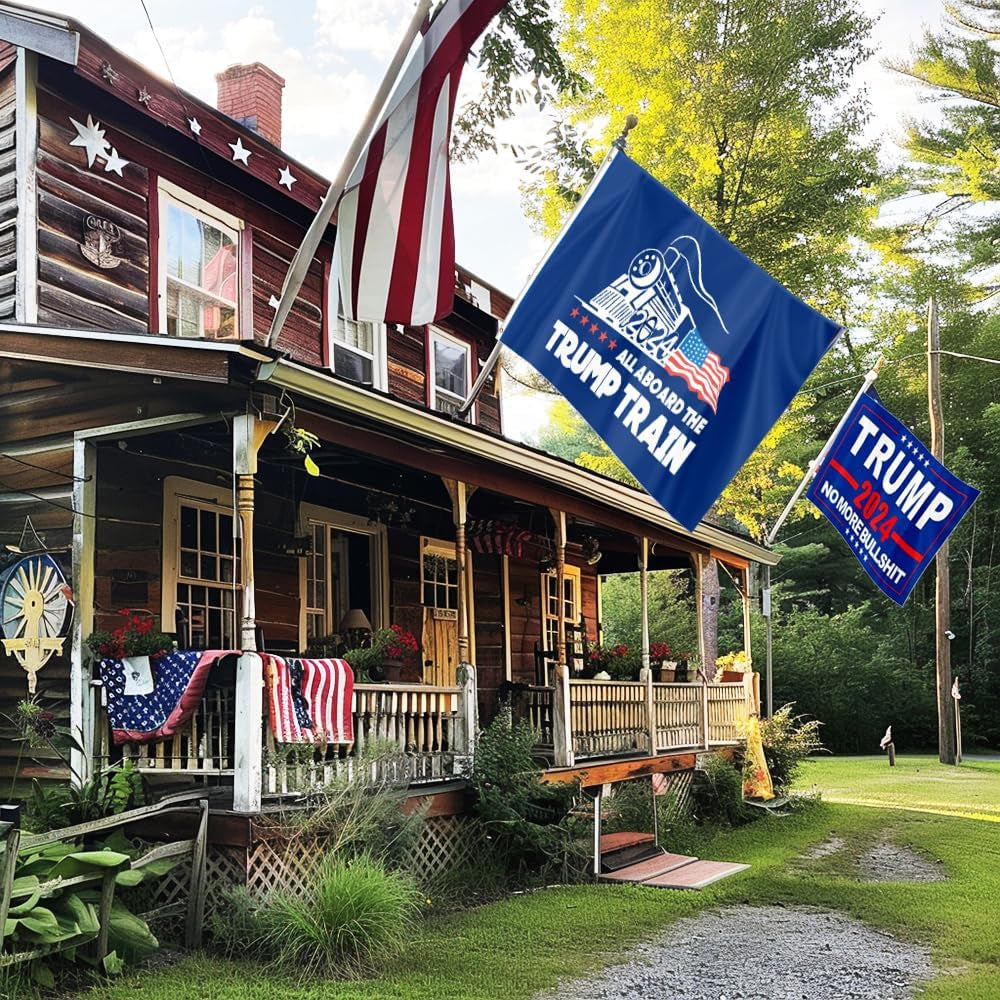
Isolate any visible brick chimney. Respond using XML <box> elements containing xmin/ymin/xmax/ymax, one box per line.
<box><xmin>215</xmin><ymin>62</ymin><xmax>285</xmax><ymax>147</ymax></box>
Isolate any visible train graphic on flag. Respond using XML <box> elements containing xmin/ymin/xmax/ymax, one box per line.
<box><xmin>582</xmin><ymin>237</ymin><xmax>732</xmax><ymax>410</ymax></box>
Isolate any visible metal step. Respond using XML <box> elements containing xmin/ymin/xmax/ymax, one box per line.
<box><xmin>600</xmin><ymin>852</ymin><xmax>699</xmax><ymax>883</ymax></box>
<box><xmin>641</xmin><ymin>860</ymin><xmax>750</xmax><ymax>890</ymax></box>
<box><xmin>599</xmin><ymin>832</ymin><xmax>661</xmax><ymax>872</ymax></box>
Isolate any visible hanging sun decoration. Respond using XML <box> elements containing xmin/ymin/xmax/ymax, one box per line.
<box><xmin>0</xmin><ymin>554</ymin><xmax>73</xmax><ymax>693</ymax></box>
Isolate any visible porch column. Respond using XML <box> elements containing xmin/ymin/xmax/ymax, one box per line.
<box><xmin>640</xmin><ymin>536</ymin><xmax>655</xmax><ymax>756</ymax></box>
<box><xmin>443</xmin><ymin>479</ymin><xmax>476</xmax><ymax>667</ymax></box>
<box><xmin>741</xmin><ymin>567</ymin><xmax>753</xmax><ymax>668</ymax></box>
<box><xmin>550</xmin><ymin>509</ymin><xmax>572</xmax><ymax>767</ymax></box>
<box><xmin>693</xmin><ymin>552</ymin><xmax>707</xmax><ymax>676</ymax></box>
<box><xmin>70</xmin><ymin>436</ymin><xmax>96</xmax><ymax>786</ymax></box>
<box><xmin>233</xmin><ymin>413</ymin><xmax>276</xmax><ymax>814</ymax></box>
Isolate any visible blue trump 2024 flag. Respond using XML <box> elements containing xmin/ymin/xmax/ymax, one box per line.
<box><xmin>807</xmin><ymin>389</ymin><xmax>979</xmax><ymax>605</ymax></box>
<box><xmin>500</xmin><ymin>152</ymin><xmax>841</xmax><ymax>531</ymax></box>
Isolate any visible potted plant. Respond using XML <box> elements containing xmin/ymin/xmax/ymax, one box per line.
<box><xmin>650</xmin><ymin>641</ymin><xmax>674</xmax><ymax>681</ymax></box>
<box><xmin>86</xmin><ymin>609</ymin><xmax>172</xmax><ymax>662</ymax></box>
<box><xmin>380</xmin><ymin>624</ymin><xmax>420</xmax><ymax>683</ymax></box>
<box><xmin>715</xmin><ymin>650</ymin><xmax>749</xmax><ymax>683</ymax></box>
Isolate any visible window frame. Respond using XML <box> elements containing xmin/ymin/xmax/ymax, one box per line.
<box><xmin>297</xmin><ymin>503</ymin><xmax>388</xmax><ymax>650</ymax></box>
<box><xmin>427</xmin><ymin>326</ymin><xmax>474</xmax><ymax>418</ymax></box>
<box><xmin>540</xmin><ymin>564</ymin><xmax>582</xmax><ymax>654</ymax></box>
<box><xmin>157</xmin><ymin>178</ymin><xmax>243</xmax><ymax>341</ymax></box>
<box><xmin>161</xmin><ymin>476</ymin><xmax>238</xmax><ymax>649</ymax></box>
<box><xmin>329</xmin><ymin>311</ymin><xmax>387</xmax><ymax>391</ymax></box>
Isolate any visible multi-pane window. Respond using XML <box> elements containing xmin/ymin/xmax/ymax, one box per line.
<box><xmin>331</xmin><ymin>313</ymin><xmax>382</xmax><ymax>387</ymax></box>
<box><xmin>160</xmin><ymin>181</ymin><xmax>241</xmax><ymax>340</ymax></box>
<box><xmin>304</xmin><ymin>522</ymin><xmax>350</xmax><ymax>641</ymax></box>
<box><xmin>541</xmin><ymin>566</ymin><xmax>581</xmax><ymax>655</ymax></box>
<box><xmin>421</xmin><ymin>550</ymin><xmax>459</xmax><ymax>615</ymax></box>
<box><xmin>429</xmin><ymin>328</ymin><xmax>471</xmax><ymax>415</ymax></box>
<box><xmin>175</xmin><ymin>502</ymin><xmax>237</xmax><ymax>648</ymax></box>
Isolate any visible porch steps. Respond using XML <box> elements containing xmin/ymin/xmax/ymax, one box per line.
<box><xmin>597</xmin><ymin>831</ymin><xmax>749</xmax><ymax>891</ymax></box>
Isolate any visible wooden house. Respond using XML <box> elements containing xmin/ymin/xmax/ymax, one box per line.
<box><xmin>0</xmin><ymin>5</ymin><xmax>776</xmax><ymax>823</ymax></box>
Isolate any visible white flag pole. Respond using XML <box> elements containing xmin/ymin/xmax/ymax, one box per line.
<box><xmin>266</xmin><ymin>0</ymin><xmax>433</xmax><ymax>350</ymax></box>
<box><xmin>456</xmin><ymin>114</ymin><xmax>639</xmax><ymax>419</ymax></box>
<box><xmin>764</xmin><ymin>353</ymin><xmax>885</xmax><ymax>548</ymax></box>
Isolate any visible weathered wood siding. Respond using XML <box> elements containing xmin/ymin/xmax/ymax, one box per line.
<box><xmin>35</xmin><ymin>87</ymin><xmax>149</xmax><ymax>332</ymax></box>
<box><xmin>0</xmin><ymin>64</ymin><xmax>16</xmax><ymax>320</ymax></box>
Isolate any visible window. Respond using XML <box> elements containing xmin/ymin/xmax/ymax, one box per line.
<box><xmin>159</xmin><ymin>180</ymin><xmax>242</xmax><ymax>340</ymax></box>
<box><xmin>429</xmin><ymin>327</ymin><xmax>472</xmax><ymax>416</ymax></box>
<box><xmin>298</xmin><ymin>505</ymin><xmax>387</xmax><ymax>647</ymax></box>
<box><xmin>541</xmin><ymin>565</ymin><xmax>582</xmax><ymax>656</ymax></box>
<box><xmin>162</xmin><ymin>478</ymin><xmax>238</xmax><ymax>649</ymax></box>
<box><xmin>330</xmin><ymin>312</ymin><xmax>386</xmax><ymax>389</ymax></box>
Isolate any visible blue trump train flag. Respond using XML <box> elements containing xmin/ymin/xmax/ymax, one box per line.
<box><xmin>807</xmin><ymin>389</ymin><xmax>979</xmax><ymax>606</ymax></box>
<box><xmin>500</xmin><ymin>151</ymin><xmax>841</xmax><ymax>531</ymax></box>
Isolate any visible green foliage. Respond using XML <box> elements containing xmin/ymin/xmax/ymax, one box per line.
<box><xmin>257</xmin><ymin>742</ymin><xmax>426</xmax><ymax>871</ymax></box>
<box><xmin>211</xmin><ymin>855</ymin><xmax>419</xmax><ymax>979</ymax></box>
<box><xmin>690</xmin><ymin>752</ymin><xmax>755</xmax><ymax>827</ymax></box>
<box><xmin>24</xmin><ymin>761</ymin><xmax>149</xmax><ymax>833</ymax></box>
<box><xmin>758</xmin><ymin>705</ymin><xmax>824</xmax><ymax>793</ymax></box>
<box><xmin>470</xmin><ymin>715</ymin><xmax>582</xmax><ymax>875</ymax></box>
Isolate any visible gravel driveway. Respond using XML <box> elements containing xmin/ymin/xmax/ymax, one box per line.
<box><xmin>538</xmin><ymin>904</ymin><xmax>933</xmax><ymax>999</ymax></box>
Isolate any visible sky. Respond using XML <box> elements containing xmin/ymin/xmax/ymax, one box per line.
<box><xmin>36</xmin><ymin>0</ymin><xmax>948</xmax><ymax>434</ymax></box>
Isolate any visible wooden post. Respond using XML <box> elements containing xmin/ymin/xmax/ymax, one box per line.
<box><xmin>741</xmin><ymin>567</ymin><xmax>753</xmax><ymax>667</ymax></box>
<box><xmin>455</xmin><ymin>664</ymin><xmax>478</xmax><ymax>765</ymax></box>
<box><xmin>763</xmin><ymin>563</ymin><xmax>773</xmax><ymax>717</ymax></box>
<box><xmin>887</xmin><ymin>741</ymin><xmax>896</xmax><ymax>767</ymax></box>
<box><xmin>442</xmin><ymin>480</ymin><xmax>476</xmax><ymax>668</ymax></box>
<box><xmin>232</xmin><ymin>413</ymin><xmax>277</xmax><ymax>814</ymax></box>
<box><xmin>928</xmin><ymin>298</ymin><xmax>957</xmax><ymax>765</ymax></box>
<box><xmin>693</xmin><ymin>552</ymin><xmax>707</xmax><ymax>673</ymax></box>
<box><xmin>551</xmin><ymin>509</ymin><xmax>568</xmax><ymax>665</ymax></box>
<box><xmin>185</xmin><ymin>798</ymin><xmax>209</xmax><ymax>949</ymax></box>
<box><xmin>95</xmin><ymin>866</ymin><xmax>117</xmax><ymax>962</ymax></box>
<box><xmin>700</xmin><ymin>679</ymin><xmax>710</xmax><ymax>750</ymax></box>
<box><xmin>552</xmin><ymin>663</ymin><xmax>573</xmax><ymax>767</ymax></box>
<box><xmin>639</xmin><ymin>536</ymin><xmax>655</xmax><ymax>755</ymax></box>
<box><xmin>0</xmin><ymin>824</ymin><xmax>21</xmax><ymax>944</ymax></box>
<box><xmin>592</xmin><ymin>786</ymin><xmax>603</xmax><ymax>877</ymax></box>
<box><xmin>70</xmin><ymin>436</ymin><xmax>97</xmax><ymax>786</ymax></box>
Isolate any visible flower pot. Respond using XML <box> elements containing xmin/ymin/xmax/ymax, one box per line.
<box><xmin>720</xmin><ymin>669</ymin><xmax>744</xmax><ymax>683</ymax></box>
<box><xmin>381</xmin><ymin>658</ymin><xmax>406</xmax><ymax>683</ymax></box>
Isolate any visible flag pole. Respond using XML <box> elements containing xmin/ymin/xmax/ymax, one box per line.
<box><xmin>265</xmin><ymin>0</ymin><xmax>433</xmax><ymax>350</ymax></box>
<box><xmin>455</xmin><ymin>114</ymin><xmax>640</xmax><ymax>420</ymax></box>
<box><xmin>764</xmin><ymin>352</ymin><xmax>885</xmax><ymax>548</ymax></box>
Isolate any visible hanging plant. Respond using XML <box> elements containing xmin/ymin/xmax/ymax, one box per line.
<box><xmin>284</xmin><ymin>425</ymin><xmax>320</xmax><ymax>477</ymax></box>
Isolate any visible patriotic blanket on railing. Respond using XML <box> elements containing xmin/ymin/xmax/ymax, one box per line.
<box><xmin>99</xmin><ymin>649</ymin><xmax>238</xmax><ymax>746</ymax></box>
<box><xmin>265</xmin><ymin>655</ymin><xmax>354</xmax><ymax>745</ymax></box>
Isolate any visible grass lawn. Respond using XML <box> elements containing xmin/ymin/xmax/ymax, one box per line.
<box><xmin>71</xmin><ymin>759</ymin><xmax>1000</xmax><ymax>1000</ymax></box>
<box><xmin>795</xmin><ymin>754</ymin><xmax>1000</xmax><ymax>820</ymax></box>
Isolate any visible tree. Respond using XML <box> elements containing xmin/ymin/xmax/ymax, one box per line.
<box><xmin>526</xmin><ymin>0</ymin><xmax>877</xmax><ymax>673</ymax></box>
<box><xmin>888</xmin><ymin>1</ymin><xmax>1000</xmax><ymax>271</ymax></box>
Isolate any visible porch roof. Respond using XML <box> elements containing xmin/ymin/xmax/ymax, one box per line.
<box><xmin>265</xmin><ymin>357</ymin><xmax>779</xmax><ymax>568</ymax></box>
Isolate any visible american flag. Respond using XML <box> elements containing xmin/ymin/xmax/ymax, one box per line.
<box><xmin>266</xmin><ymin>655</ymin><xmax>355</xmax><ymax>744</ymax></box>
<box><xmin>663</xmin><ymin>331</ymin><xmax>730</xmax><ymax>412</ymax></box>
<box><xmin>333</xmin><ymin>0</ymin><xmax>507</xmax><ymax>327</ymax></box>
<box><xmin>99</xmin><ymin>650</ymin><xmax>238</xmax><ymax>746</ymax></box>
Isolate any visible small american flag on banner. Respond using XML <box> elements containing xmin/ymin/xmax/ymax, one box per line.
<box><xmin>663</xmin><ymin>331</ymin><xmax>730</xmax><ymax>412</ymax></box>
<box><xmin>266</xmin><ymin>655</ymin><xmax>354</xmax><ymax>744</ymax></box>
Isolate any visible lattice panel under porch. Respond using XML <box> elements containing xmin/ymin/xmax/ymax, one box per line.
<box><xmin>407</xmin><ymin>814</ymin><xmax>483</xmax><ymax>883</ymax></box>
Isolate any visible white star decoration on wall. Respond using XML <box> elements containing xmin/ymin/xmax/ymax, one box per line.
<box><xmin>229</xmin><ymin>137</ymin><xmax>251</xmax><ymax>164</ymax></box>
<box><xmin>188</xmin><ymin>117</ymin><xmax>202</xmax><ymax>136</ymax></box>
<box><xmin>68</xmin><ymin>115</ymin><xmax>130</xmax><ymax>177</ymax></box>
<box><xmin>278</xmin><ymin>165</ymin><xmax>296</xmax><ymax>190</ymax></box>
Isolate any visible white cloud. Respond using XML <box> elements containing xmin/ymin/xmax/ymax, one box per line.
<box><xmin>313</xmin><ymin>0</ymin><xmax>411</xmax><ymax>62</ymax></box>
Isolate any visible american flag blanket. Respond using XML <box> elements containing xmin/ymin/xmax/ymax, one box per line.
<box><xmin>99</xmin><ymin>649</ymin><xmax>238</xmax><ymax>746</ymax></box>
<box><xmin>265</xmin><ymin>655</ymin><xmax>354</xmax><ymax>744</ymax></box>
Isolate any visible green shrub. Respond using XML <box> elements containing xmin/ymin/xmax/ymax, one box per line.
<box><xmin>471</xmin><ymin>715</ymin><xmax>583</xmax><ymax>877</ymax></box>
<box><xmin>603</xmin><ymin>780</ymin><xmax>697</xmax><ymax>846</ymax></box>
<box><xmin>690</xmin><ymin>752</ymin><xmax>755</xmax><ymax>827</ymax></box>
<box><xmin>212</xmin><ymin>855</ymin><xmax>419</xmax><ymax>979</ymax></box>
<box><xmin>759</xmin><ymin>705</ymin><xmax>824</xmax><ymax>792</ymax></box>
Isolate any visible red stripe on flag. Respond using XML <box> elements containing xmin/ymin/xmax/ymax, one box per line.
<box><xmin>828</xmin><ymin>458</ymin><xmax>859</xmax><ymax>489</ymax></box>
<box><xmin>350</xmin><ymin>123</ymin><xmax>388</xmax><ymax>314</ymax></box>
<box><xmin>891</xmin><ymin>532</ymin><xmax>924</xmax><ymax>562</ymax></box>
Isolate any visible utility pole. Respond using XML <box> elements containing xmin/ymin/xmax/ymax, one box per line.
<box><xmin>928</xmin><ymin>297</ymin><xmax>957</xmax><ymax>765</ymax></box>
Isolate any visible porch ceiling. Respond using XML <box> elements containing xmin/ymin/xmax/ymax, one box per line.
<box><xmin>267</xmin><ymin>359</ymin><xmax>778</xmax><ymax>568</ymax></box>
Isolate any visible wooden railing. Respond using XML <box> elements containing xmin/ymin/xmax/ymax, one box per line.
<box><xmin>526</xmin><ymin>671</ymin><xmax>758</xmax><ymax>766</ymax></box>
<box><xmin>93</xmin><ymin>665</ymin><xmax>477</xmax><ymax>794</ymax></box>
<box><xmin>568</xmin><ymin>679</ymin><xmax>651</xmax><ymax>758</ymax></box>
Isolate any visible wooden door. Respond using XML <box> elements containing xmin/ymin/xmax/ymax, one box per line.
<box><xmin>422</xmin><ymin>608</ymin><xmax>458</xmax><ymax>686</ymax></box>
